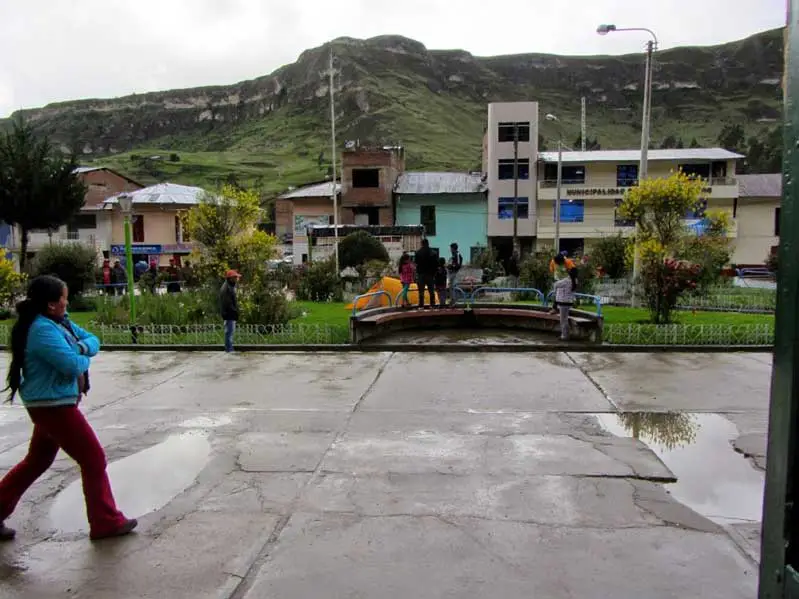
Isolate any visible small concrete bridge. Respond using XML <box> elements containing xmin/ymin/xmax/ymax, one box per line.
<box><xmin>349</xmin><ymin>287</ymin><xmax>604</xmax><ymax>344</ymax></box>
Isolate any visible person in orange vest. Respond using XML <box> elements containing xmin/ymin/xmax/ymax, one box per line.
<box><xmin>549</xmin><ymin>253</ymin><xmax>575</xmax><ymax>314</ymax></box>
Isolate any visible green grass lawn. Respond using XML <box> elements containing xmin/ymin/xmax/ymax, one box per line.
<box><xmin>600</xmin><ymin>306</ymin><xmax>774</xmax><ymax>326</ymax></box>
<box><xmin>0</xmin><ymin>302</ymin><xmax>774</xmax><ymax>347</ymax></box>
<box><xmin>60</xmin><ymin>302</ymin><xmax>775</xmax><ymax>329</ymax></box>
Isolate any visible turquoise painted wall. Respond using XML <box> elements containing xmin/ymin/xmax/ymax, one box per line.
<box><xmin>395</xmin><ymin>193</ymin><xmax>488</xmax><ymax>263</ymax></box>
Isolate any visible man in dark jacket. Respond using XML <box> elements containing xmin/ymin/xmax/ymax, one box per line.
<box><xmin>414</xmin><ymin>239</ymin><xmax>437</xmax><ymax>308</ymax></box>
<box><xmin>219</xmin><ymin>270</ymin><xmax>241</xmax><ymax>352</ymax></box>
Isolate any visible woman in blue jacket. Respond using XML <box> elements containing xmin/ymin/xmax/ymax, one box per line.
<box><xmin>0</xmin><ymin>275</ymin><xmax>136</xmax><ymax>541</ymax></box>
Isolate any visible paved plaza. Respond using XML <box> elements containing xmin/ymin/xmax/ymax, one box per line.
<box><xmin>0</xmin><ymin>350</ymin><xmax>771</xmax><ymax>598</ymax></box>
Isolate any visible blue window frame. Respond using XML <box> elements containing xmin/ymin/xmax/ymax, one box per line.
<box><xmin>498</xmin><ymin>159</ymin><xmax>530</xmax><ymax>180</ymax></box>
<box><xmin>555</xmin><ymin>200</ymin><xmax>584</xmax><ymax>223</ymax></box>
<box><xmin>617</xmin><ymin>164</ymin><xmax>638</xmax><ymax>187</ymax></box>
<box><xmin>498</xmin><ymin>197</ymin><xmax>529</xmax><ymax>220</ymax></box>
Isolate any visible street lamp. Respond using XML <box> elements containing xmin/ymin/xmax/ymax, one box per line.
<box><xmin>545</xmin><ymin>114</ymin><xmax>574</xmax><ymax>253</ymax></box>
<box><xmin>117</xmin><ymin>194</ymin><xmax>136</xmax><ymax>325</ymax></box>
<box><xmin>597</xmin><ymin>24</ymin><xmax>658</xmax><ymax>306</ymax></box>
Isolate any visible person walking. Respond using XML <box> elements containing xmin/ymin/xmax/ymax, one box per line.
<box><xmin>447</xmin><ymin>242</ymin><xmax>463</xmax><ymax>305</ymax></box>
<box><xmin>0</xmin><ymin>275</ymin><xmax>136</xmax><ymax>542</ymax></box>
<box><xmin>414</xmin><ymin>239</ymin><xmax>437</xmax><ymax>309</ymax></box>
<box><xmin>220</xmin><ymin>270</ymin><xmax>241</xmax><ymax>353</ymax></box>
<box><xmin>397</xmin><ymin>253</ymin><xmax>415</xmax><ymax>308</ymax></box>
<box><xmin>553</xmin><ymin>267</ymin><xmax>578</xmax><ymax>341</ymax></box>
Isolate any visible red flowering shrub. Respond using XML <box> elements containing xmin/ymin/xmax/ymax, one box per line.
<box><xmin>639</xmin><ymin>257</ymin><xmax>700</xmax><ymax>324</ymax></box>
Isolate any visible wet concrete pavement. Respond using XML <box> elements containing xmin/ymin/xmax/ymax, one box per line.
<box><xmin>0</xmin><ymin>351</ymin><xmax>770</xmax><ymax>598</ymax></box>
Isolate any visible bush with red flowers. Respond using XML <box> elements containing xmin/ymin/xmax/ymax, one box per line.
<box><xmin>639</xmin><ymin>256</ymin><xmax>701</xmax><ymax>324</ymax></box>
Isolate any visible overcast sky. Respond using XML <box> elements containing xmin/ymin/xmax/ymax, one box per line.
<box><xmin>0</xmin><ymin>0</ymin><xmax>786</xmax><ymax>117</ymax></box>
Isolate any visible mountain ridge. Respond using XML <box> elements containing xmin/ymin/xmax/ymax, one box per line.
<box><xmin>1</xmin><ymin>28</ymin><xmax>783</xmax><ymax>196</ymax></box>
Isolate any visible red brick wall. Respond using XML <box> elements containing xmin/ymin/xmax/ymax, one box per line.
<box><xmin>341</xmin><ymin>148</ymin><xmax>405</xmax><ymax>209</ymax></box>
<box><xmin>275</xmin><ymin>199</ymin><xmax>293</xmax><ymax>237</ymax></box>
<box><xmin>78</xmin><ymin>169</ymin><xmax>142</xmax><ymax>208</ymax></box>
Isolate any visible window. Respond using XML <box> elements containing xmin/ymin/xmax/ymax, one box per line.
<box><xmin>616</xmin><ymin>164</ymin><xmax>638</xmax><ymax>187</ymax></box>
<box><xmin>353</xmin><ymin>207</ymin><xmax>378</xmax><ymax>225</ymax></box>
<box><xmin>555</xmin><ymin>200</ymin><xmax>584</xmax><ymax>223</ymax></box>
<box><xmin>352</xmin><ymin>168</ymin><xmax>380</xmax><ymax>188</ymax></box>
<box><xmin>420</xmin><ymin>205</ymin><xmax>436</xmax><ymax>236</ymax></box>
<box><xmin>543</xmin><ymin>163</ymin><xmax>586</xmax><ymax>184</ymax></box>
<box><xmin>498</xmin><ymin>159</ymin><xmax>530</xmax><ymax>180</ymax></box>
<box><xmin>679</xmin><ymin>164</ymin><xmax>711</xmax><ymax>179</ymax></box>
<box><xmin>498</xmin><ymin>197</ymin><xmax>529</xmax><ymax>220</ymax></box>
<box><xmin>775</xmin><ymin>207</ymin><xmax>781</xmax><ymax>236</ymax></box>
<box><xmin>711</xmin><ymin>161</ymin><xmax>727</xmax><ymax>178</ymax></box>
<box><xmin>132</xmin><ymin>215</ymin><xmax>145</xmax><ymax>242</ymax></box>
<box><xmin>68</xmin><ymin>214</ymin><xmax>97</xmax><ymax>231</ymax></box>
<box><xmin>498</xmin><ymin>122</ymin><xmax>530</xmax><ymax>143</ymax></box>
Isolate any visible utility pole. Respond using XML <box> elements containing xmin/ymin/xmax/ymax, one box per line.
<box><xmin>581</xmin><ymin>97</ymin><xmax>587</xmax><ymax>152</ymax></box>
<box><xmin>512</xmin><ymin>123</ymin><xmax>520</xmax><ymax>261</ymax></box>
<box><xmin>631</xmin><ymin>39</ymin><xmax>655</xmax><ymax>306</ymax></box>
<box><xmin>329</xmin><ymin>49</ymin><xmax>339</xmax><ymax>273</ymax></box>
<box><xmin>555</xmin><ymin>140</ymin><xmax>563</xmax><ymax>253</ymax></box>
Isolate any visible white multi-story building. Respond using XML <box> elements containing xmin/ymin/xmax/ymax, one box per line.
<box><xmin>535</xmin><ymin>148</ymin><xmax>742</xmax><ymax>255</ymax></box>
<box><xmin>483</xmin><ymin>102</ymin><xmax>539</xmax><ymax>259</ymax></box>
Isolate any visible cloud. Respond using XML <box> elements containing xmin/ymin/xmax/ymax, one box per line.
<box><xmin>0</xmin><ymin>0</ymin><xmax>786</xmax><ymax>117</ymax></box>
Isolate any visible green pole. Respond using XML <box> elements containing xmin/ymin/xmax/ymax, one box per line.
<box><xmin>124</xmin><ymin>215</ymin><xmax>136</xmax><ymax>323</ymax></box>
<box><xmin>759</xmin><ymin>7</ymin><xmax>799</xmax><ymax>597</ymax></box>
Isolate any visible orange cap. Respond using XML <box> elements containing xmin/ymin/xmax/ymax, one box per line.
<box><xmin>225</xmin><ymin>269</ymin><xmax>241</xmax><ymax>279</ymax></box>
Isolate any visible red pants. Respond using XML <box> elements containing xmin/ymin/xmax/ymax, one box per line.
<box><xmin>0</xmin><ymin>405</ymin><xmax>127</xmax><ymax>537</ymax></box>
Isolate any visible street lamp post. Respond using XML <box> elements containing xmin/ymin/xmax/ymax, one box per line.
<box><xmin>117</xmin><ymin>194</ymin><xmax>137</xmax><ymax>338</ymax></box>
<box><xmin>597</xmin><ymin>24</ymin><xmax>658</xmax><ymax>306</ymax></box>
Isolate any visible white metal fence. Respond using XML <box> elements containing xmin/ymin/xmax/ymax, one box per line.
<box><xmin>0</xmin><ymin>323</ymin><xmax>350</xmax><ymax>346</ymax></box>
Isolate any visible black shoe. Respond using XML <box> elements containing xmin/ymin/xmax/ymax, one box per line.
<box><xmin>90</xmin><ymin>518</ymin><xmax>138</xmax><ymax>541</ymax></box>
<box><xmin>0</xmin><ymin>522</ymin><xmax>16</xmax><ymax>541</ymax></box>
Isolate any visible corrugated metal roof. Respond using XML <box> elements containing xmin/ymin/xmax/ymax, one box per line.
<box><xmin>395</xmin><ymin>172</ymin><xmax>486</xmax><ymax>194</ymax></box>
<box><xmin>103</xmin><ymin>183</ymin><xmax>206</xmax><ymax>207</ymax></box>
<box><xmin>738</xmin><ymin>174</ymin><xmax>782</xmax><ymax>198</ymax></box>
<box><xmin>280</xmin><ymin>182</ymin><xmax>340</xmax><ymax>199</ymax></box>
<box><xmin>538</xmin><ymin>148</ymin><xmax>744</xmax><ymax>163</ymax></box>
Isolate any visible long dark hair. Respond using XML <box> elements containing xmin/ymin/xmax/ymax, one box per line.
<box><xmin>568</xmin><ymin>267</ymin><xmax>579</xmax><ymax>291</ymax></box>
<box><xmin>6</xmin><ymin>275</ymin><xmax>66</xmax><ymax>402</ymax></box>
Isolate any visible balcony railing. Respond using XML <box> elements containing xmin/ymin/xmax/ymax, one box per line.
<box><xmin>540</xmin><ymin>177</ymin><xmax>737</xmax><ymax>188</ymax></box>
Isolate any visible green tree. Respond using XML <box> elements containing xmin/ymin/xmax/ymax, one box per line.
<box><xmin>337</xmin><ymin>230</ymin><xmax>389</xmax><ymax>270</ymax></box>
<box><xmin>184</xmin><ymin>184</ymin><xmax>277</xmax><ymax>282</ymax></box>
<box><xmin>619</xmin><ymin>171</ymin><xmax>706</xmax><ymax>323</ymax></box>
<box><xmin>0</xmin><ymin>253</ymin><xmax>25</xmax><ymax>309</ymax></box>
<box><xmin>33</xmin><ymin>243</ymin><xmax>98</xmax><ymax>299</ymax></box>
<box><xmin>592</xmin><ymin>233</ymin><xmax>631</xmax><ymax>280</ymax></box>
<box><xmin>717</xmin><ymin>123</ymin><xmax>746</xmax><ymax>154</ymax></box>
<box><xmin>0</xmin><ymin>120</ymin><xmax>86</xmax><ymax>270</ymax></box>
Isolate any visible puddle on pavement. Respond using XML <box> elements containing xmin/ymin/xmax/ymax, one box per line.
<box><xmin>364</xmin><ymin>328</ymin><xmax>552</xmax><ymax>345</ymax></box>
<box><xmin>178</xmin><ymin>415</ymin><xmax>233</xmax><ymax>429</ymax></box>
<box><xmin>50</xmin><ymin>432</ymin><xmax>211</xmax><ymax>533</ymax></box>
<box><xmin>594</xmin><ymin>412</ymin><xmax>763</xmax><ymax>525</ymax></box>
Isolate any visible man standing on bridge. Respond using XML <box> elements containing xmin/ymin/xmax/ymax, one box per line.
<box><xmin>414</xmin><ymin>239</ymin><xmax>437</xmax><ymax>309</ymax></box>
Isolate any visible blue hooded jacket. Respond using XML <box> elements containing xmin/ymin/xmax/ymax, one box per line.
<box><xmin>20</xmin><ymin>315</ymin><xmax>100</xmax><ymax>407</ymax></box>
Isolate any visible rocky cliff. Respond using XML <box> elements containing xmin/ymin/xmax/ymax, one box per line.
<box><xmin>2</xmin><ymin>28</ymin><xmax>783</xmax><ymax>192</ymax></box>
